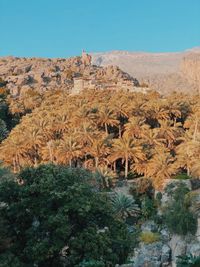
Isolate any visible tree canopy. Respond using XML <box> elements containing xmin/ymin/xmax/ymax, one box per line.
<box><xmin>1</xmin><ymin>89</ymin><xmax>200</xmax><ymax>188</ymax></box>
<box><xmin>0</xmin><ymin>164</ymin><xmax>132</xmax><ymax>267</ymax></box>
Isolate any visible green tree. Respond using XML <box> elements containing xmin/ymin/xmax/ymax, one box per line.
<box><xmin>0</xmin><ymin>165</ymin><xmax>133</xmax><ymax>267</ymax></box>
<box><xmin>163</xmin><ymin>183</ymin><xmax>197</xmax><ymax>236</ymax></box>
<box><xmin>0</xmin><ymin>119</ymin><xmax>8</xmax><ymax>142</ymax></box>
<box><xmin>111</xmin><ymin>192</ymin><xmax>139</xmax><ymax>220</ymax></box>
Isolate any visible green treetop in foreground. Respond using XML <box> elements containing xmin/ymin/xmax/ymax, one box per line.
<box><xmin>0</xmin><ymin>165</ymin><xmax>132</xmax><ymax>267</ymax></box>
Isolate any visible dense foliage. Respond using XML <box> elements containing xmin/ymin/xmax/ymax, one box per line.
<box><xmin>1</xmin><ymin>89</ymin><xmax>200</xmax><ymax>188</ymax></box>
<box><xmin>176</xmin><ymin>254</ymin><xmax>200</xmax><ymax>267</ymax></box>
<box><xmin>0</xmin><ymin>87</ymin><xmax>19</xmax><ymax>141</ymax></box>
<box><xmin>0</xmin><ymin>165</ymin><xmax>133</xmax><ymax>267</ymax></box>
<box><xmin>163</xmin><ymin>183</ymin><xmax>197</xmax><ymax>235</ymax></box>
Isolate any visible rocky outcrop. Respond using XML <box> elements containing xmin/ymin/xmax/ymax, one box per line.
<box><xmin>0</xmin><ymin>55</ymin><xmax>142</xmax><ymax>97</ymax></box>
<box><xmin>133</xmin><ymin>242</ymin><xmax>171</xmax><ymax>267</ymax></box>
<box><xmin>118</xmin><ymin>180</ymin><xmax>200</xmax><ymax>267</ymax></box>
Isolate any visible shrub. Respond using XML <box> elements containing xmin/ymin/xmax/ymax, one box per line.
<box><xmin>0</xmin><ymin>119</ymin><xmax>8</xmax><ymax>142</ymax></box>
<box><xmin>141</xmin><ymin>195</ymin><xmax>157</xmax><ymax>220</ymax></box>
<box><xmin>0</xmin><ymin>252</ymin><xmax>22</xmax><ymax>267</ymax></box>
<box><xmin>111</xmin><ymin>192</ymin><xmax>140</xmax><ymax>220</ymax></box>
<box><xmin>176</xmin><ymin>254</ymin><xmax>200</xmax><ymax>267</ymax></box>
<box><xmin>173</xmin><ymin>173</ymin><xmax>191</xmax><ymax>180</ymax></box>
<box><xmin>78</xmin><ymin>259</ymin><xmax>105</xmax><ymax>267</ymax></box>
<box><xmin>0</xmin><ymin>165</ymin><xmax>133</xmax><ymax>266</ymax></box>
<box><xmin>140</xmin><ymin>231</ymin><xmax>160</xmax><ymax>244</ymax></box>
<box><xmin>163</xmin><ymin>183</ymin><xmax>197</xmax><ymax>236</ymax></box>
<box><xmin>94</xmin><ymin>166</ymin><xmax>117</xmax><ymax>189</ymax></box>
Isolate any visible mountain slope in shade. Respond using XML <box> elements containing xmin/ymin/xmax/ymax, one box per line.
<box><xmin>92</xmin><ymin>48</ymin><xmax>200</xmax><ymax>94</ymax></box>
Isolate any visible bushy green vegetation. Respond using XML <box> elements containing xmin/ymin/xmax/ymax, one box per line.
<box><xmin>173</xmin><ymin>173</ymin><xmax>191</xmax><ymax>180</ymax></box>
<box><xmin>0</xmin><ymin>165</ymin><xmax>133</xmax><ymax>267</ymax></box>
<box><xmin>176</xmin><ymin>254</ymin><xmax>200</xmax><ymax>267</ymax></box>
<box><xmin>130</xmin><ymin>179</ymin><xmax>157</xmax><ymax>221</ymax></box>
<box><xmin>111</xmin><ymin>192</ymin><xmax>139</xmax><ymax>221</ymax></box>
<box><xmin>163</xmin><ymin>183</ymin><xmax>197</xmax><ymax>236</ymax></box>
<box><xmin>0</xmin><ymin>87</ymin><xmax>19</xmax><ymax>140</ymax></box>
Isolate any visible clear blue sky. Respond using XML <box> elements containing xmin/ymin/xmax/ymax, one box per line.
<box><xmin>1</xmin><ymin>0</ymin><xmax>200</xmax><ymax>58</ymax></box>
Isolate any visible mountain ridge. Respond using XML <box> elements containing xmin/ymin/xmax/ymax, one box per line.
<box><xmin>91</xmin><ymin>47</ymin><xmax>200</xmax><ymax>94</ymax></box>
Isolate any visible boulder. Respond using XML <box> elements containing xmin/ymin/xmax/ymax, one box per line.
<box><xmin>187</xmin><ymin>241</ymin><xmax>200</xmax><ymax>257</ymax></box>
<box><xmin>141</xmin><ymin>220</ymin><xmax>158</xmax><ymax>233</ymax></box>
<box><xmin>133</xmin><ymin>242</ymin><xmax>171</xmax><ymax>267</ymax></box>
<box><xmin>196</xmin><ymin>218</ymin><xmax>200</xmax><ymax>242</ymax></box>
<box><xmin>161</xmin><ymin>244</ymin><xmax>171</xmax><ymax>266</ymax></box>
<box><xmin>160</xmin><ymin>228</ymin><xmax>171</xmax><ymax>242</ymax></box>
<box><xmin>169</xmin><ymin>235</ymin><xmax>187</xmax><ymax>267</ymax></box>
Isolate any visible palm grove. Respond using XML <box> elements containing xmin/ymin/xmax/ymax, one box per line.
<box><xmin>1</xmin><ymin>88</ymin><xmax>200</xmax><ymax>188</ymax></box>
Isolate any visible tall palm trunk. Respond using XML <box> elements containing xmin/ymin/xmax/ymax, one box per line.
<box><xmin>34</xmin><ymin>157</ymin><xmax>38</xmax><ymax>167</ymax></box>
<box><xmin>95</xmin><ymin>157</ymin><xmax>99</xmax><ymax>168</ymax></box>
<box><xmin>84</xmin><ymin>154</ymin><xmax>87</xmax><ymax>168</ymax></box>
<box><xmin>113</xmin><ymin>161</ymin><xmax>116</xmax><ymax>172</ymax></box>
<box><xmin>47</xmin><ymin>142</ymin><xmax>53</xmax><ymax>162</ymax></box>
<box><xmin>69</xmin><ymin>158</ymin><xmax>72</xmax><ymax>168</ymax></box>
<box><xmin>119</xmin><ymin>124</ymin><xmax>122</xmax><ymax>138</ymax></box>
<box><xmin>105</xmin><ymin>123</ymin><xmax>108</xmax><ymax>134</ymax></box>
<box><xmin>125</xmin><ymin>154</ymin><xmax>128</xmax><ymax>178</ymax></box>
<box><xmin>193</xmin><ymin>118</ymin><xmax>198</xmax><ymax>141</ymax></box>
<box><xmin>187</xmin><ymin>166</ymin><xmax>190</xmax><ymax>177</ymax></box>
<box><xmin>13</xmin><ymin>157</ymin><xmax>17</xmax><ymax>173</ymax></box>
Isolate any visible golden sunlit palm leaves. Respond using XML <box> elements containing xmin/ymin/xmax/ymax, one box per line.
<box><xmin>145</xmin><ymin>146</ymin><xmax>177</xmax><ymax>189</ymax></box>
<box><xmin>0</xmin><ymin>88</ymin><xmax>199</xmax><ymax>189</ymax></box>
<box><xmin>110</xmin><ymin>132</ymin><xmax>145</xmax><ymax>178</ymax></box>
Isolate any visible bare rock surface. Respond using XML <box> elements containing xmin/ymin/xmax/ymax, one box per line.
<box><xmin>0</xmin><ymin>54</ymin><xmax>140</xmax><ymax>96</ymax></box>
<box><xmin>92</xmin><ymin>48</ymin><xmax>200</xmax><ymax>94</ymax></box>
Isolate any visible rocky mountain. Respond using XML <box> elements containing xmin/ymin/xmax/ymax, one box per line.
<box><xmin>1</xmin><ymin>47</ymin><xmax>200</xmax><ymax>96</ymax></box>
<box><xmin>0</xmin><ymin>54</ymin><xmax>141</xmax><ymax>97</ymax></box>
<box><xmin>92</xmin><ymin>48</ymin><xmax>200</xmax><ymax>94</ymax></box>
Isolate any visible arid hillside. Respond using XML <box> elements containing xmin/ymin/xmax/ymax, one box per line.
<box><xmin>1</xmin><ymin>48</ymin><xmax>200</xmax><ymax>96</ymax></box>
<box><xmin>92</xmin><ymin>47</ymin><xmax>200</xmax><ymax>94</ymax></box>
<box><xmin>0</xmin><ymin>53</ymin><xmax>141</xmax><ymax>97</ymax></box>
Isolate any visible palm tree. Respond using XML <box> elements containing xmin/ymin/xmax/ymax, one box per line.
<box><xmin>141</xmin><ymin>128</ymin><xmax>165</xmax><ymax>148</ymax></box>
<box><xmin>96</xmin><ymin>106</ymin><xmax>119</xmax><ymax>134</ymax></box>
<box><xmin>0</xmin><ymin>133</ymin><xmax>29</xmax><ymax>172</ymax></box>
<box><xmin>54</xmin><ymin>112</ymin><xmax>72</xmax><ymax>134</ymax></box>
<box><xmin>57</xmin><ymin>133</ymin><xmax>83</xmax><ymax>167</ymax></box>
<box><xmin>110</xmin><ymin>133</ymin><xmax>145</xmax><ymax>178</ymax></box>
<box><xmin>184</xmin><ymin>109</ymin><xmax>200</xmax><ymax>141</ymax></box>
<box><xmin>111</xmin><ymin>192</ymin><xmax>139</xmax><ymax>220</ymax></box>
<box><xmin>41</xmin><ymin>139</ymin><xmax>61</xmax><ymax>164</ymax></box>
<box><xmin>145</xmin><ymin>146</ymin><xmax>178</xmax><ymax>189</ymax></box>
<box><xmin>175</xmin><ymin>132</ymin><xmax>200</xmax><ymax>176</ymax></box>
<box><xmin>85</xmin><ymin>134</ymin><xmax>110</xmax><ymax>168</ymax></box>
<box><xmin>24</xmin><ymin>127</ymin><xmax>45</xmax><ymax>166</ymax></box>
<box><xmin>124</xmin><ymin>116</ymin><xmax>148</xmax><ymax>138</ymax></box>
<box><xmin>111</xmin><ymin>100</ymin><xmax>129</xmax><ymax>137</ymax></box>
<box><xmin>143</xmin><ymin>100</ymin><xmax>170</xmax><ymax>127</ymax></box>
<box><xmin>156</xmin><ymin>120</ymin><xmax>183</xmax><ymax>148</ymax></box>
<box><xmin>94</xmin><ymin>166</ymin><xmax>117</xmax><ymax>188</ymax></box>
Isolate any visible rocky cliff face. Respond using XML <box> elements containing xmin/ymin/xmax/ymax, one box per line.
<box><xmin>181</xmin><ymin>53</ymin><xmax>200</xmax><ymax>92</ymax></box>
<box><xmin>92</xmin><ymin>48</ymin><xmax>200</xmax><ymax>94</ymax></box>
<box><xmin>118</xmin><ymin>180</ymin><xmax>200</xmax><ymax>267</ymax></box>
<box><xmin>0</xmin><ymin>56</ymin><xmax>140</xmax><ymax>97</ymax></box>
